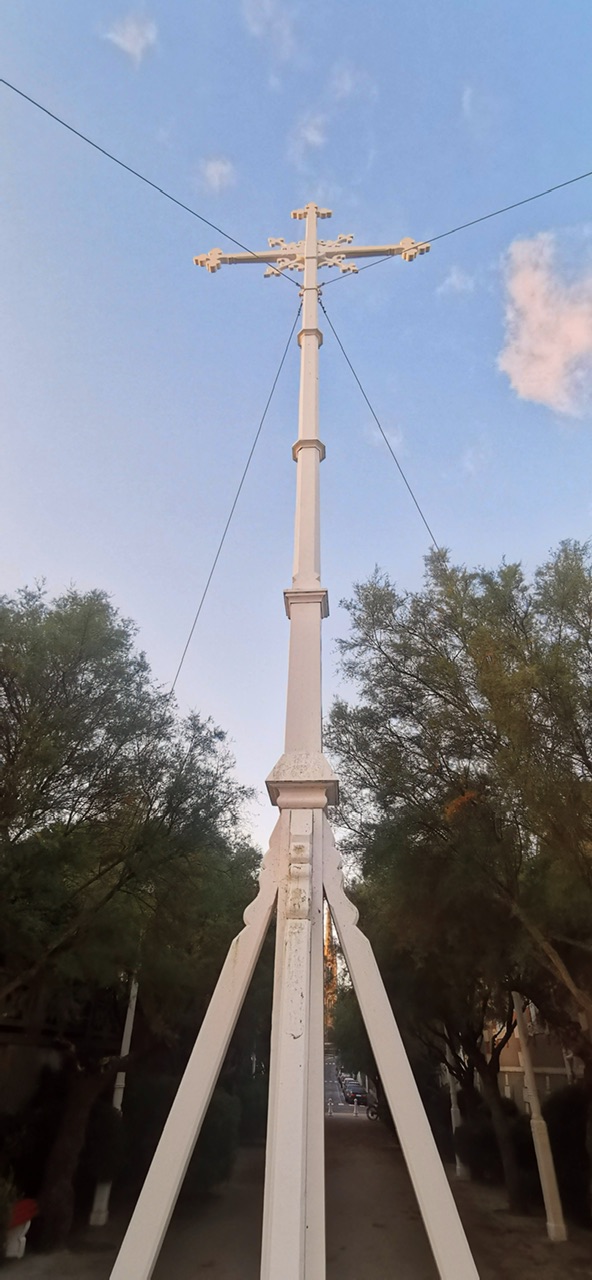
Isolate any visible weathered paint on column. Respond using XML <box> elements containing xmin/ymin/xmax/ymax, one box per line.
<box><xmin>260</xmin><ymin>807</ymin><xmax>314</xmax><ymax>1280</ymax></box>
<box><xmin>304</xmin><ymin>810</ymin><xmax>326</xmax><ymax>1277</ymax></box>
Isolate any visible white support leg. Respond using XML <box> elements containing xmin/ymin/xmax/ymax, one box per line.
<box><xmin>304</xmin><ymin>810</ymin><xmax>326</xmax><ymax>1278</ymax></box>
<box><xmin>109</xmin><ymin>824</ymin><xmax>282</xmax><ymax>1280</ymax></box>
<box><xmin>260</xmin><ymin>808</ymin><xmax>314</xmax><ymax>1280</ymax></box>
<box><xmin>323</xmin><ymin>817</ymin><xmax>480</xmax><ymax>1280</ymax></box>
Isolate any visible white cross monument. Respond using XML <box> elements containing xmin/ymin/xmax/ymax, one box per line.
<box><xmin>110</xmin><ymin>203</ymin><xmax>479</xmax><ymax>1280</ymax></box>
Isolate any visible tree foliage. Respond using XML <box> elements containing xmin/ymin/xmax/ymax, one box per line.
<box><xmin>328</xmin><ymin>542</ymin><xmax>592</xmax><ymax>1062</ymax></box>
<box><xmin>0</xmin><ymin>585</ymin><xmax>259</xmax><ymax>1246</ymax></box>
<box><xmin>0</xmin><ymin>585</ymin><xmax>254</xmax><ymax>1017</ymax></box>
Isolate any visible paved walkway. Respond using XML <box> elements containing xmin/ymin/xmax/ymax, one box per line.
<box><xmin>7</xmin><ymin>1107</ymin><xmax>592</xmax><ymax>1278</ymax></box>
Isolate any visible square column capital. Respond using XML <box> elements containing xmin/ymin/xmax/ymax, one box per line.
<box><xmin>266</xmin><ymin>752</ymin><xmax>339</xmax><ymax>808</ymax></box>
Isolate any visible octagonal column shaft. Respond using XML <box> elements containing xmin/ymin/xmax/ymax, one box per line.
<box><xmin>283</xmin><ymin>204</ymin><xmax>327</xmax><ymax>759</ymax></box>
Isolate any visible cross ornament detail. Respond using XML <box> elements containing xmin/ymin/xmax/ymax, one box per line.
<box><xmin>194</xmin><ymin>201</ymin><xmax>430</xmax><ymax>276</ymax></box>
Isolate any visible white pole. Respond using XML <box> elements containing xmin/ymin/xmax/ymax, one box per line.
<box><xmin>90</xmin><ymin>975</ymin><xmax>139</xmax><ymax>1227</ymax></box>
<box><xmin>511</xmin><ymin>993</ymin><xmax>567</xmax><ymax>1242</ymax></box>
<box><xmin>261</xmin><ymin>202</ymin><xmax>332</xmax><ymax>1280</ymax></box>
<box><xmin>445</xmin><ymin>1050</ymin><xmax>470</xmax><ymax>1180</ymax></box>
<box><xmin>304</xmin><ymin>811</ymin><xmax>326</xmax><ymax>1276</ymax></box>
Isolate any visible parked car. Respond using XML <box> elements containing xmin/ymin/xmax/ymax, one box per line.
<box><xmin>344</xmin><ymin>1084</ymin><xmax>368</xmax><ymax>1105</ymax></box>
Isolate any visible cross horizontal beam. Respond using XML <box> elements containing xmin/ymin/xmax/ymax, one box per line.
<box><xmin>194</xmin><ymin>237</ymin><xmax>430</xmax><ymax>274</ymax></box>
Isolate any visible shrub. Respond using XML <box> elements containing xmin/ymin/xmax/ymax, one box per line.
<box><xmin>236</xmin><ymin>1075</ymin><xmax>268</xmax><ymax>1146</ymax></box>
<box><xmin>542</xmin><ymin>1085</ymin><xmax>591</xmax><ymax>1227</ymax></box>
<box><xmin>0</xmin><ymin>1174</ymin><xmax>16</xmax><ymax>1262</ymax></box>
<box><xmin>79</xmin><ymin>1103</ymin><xmax>125</xmax><ymax>1183</ymax></box>
<box><xmin>0</xmin><ymin>1070</ymin><xmax>67</xmax><ymax>1201</ymax></box>
<box><xmin>181</xmin><ymin>1090</ymin><xmax>241</xmax><ymax>1199</ymax></box>
<box><xmin>455</xmin><ymin>1093</ymin><xmax>551</xmax><ymax>1210</ymax></box>
<box><xmin>421</xmin><ymin>1085</ymin><xmax>455</xmax><ymax>1163</ymax></box>
<box><xmin>454</xmin><ymin>1111</ymin><xmax>503</xmax><ymax>1184</ymax></box>
<box><xmin>119</xmin><ymin>1073</ymin><xmax>241</xmax><ymax>1202</ymax></box>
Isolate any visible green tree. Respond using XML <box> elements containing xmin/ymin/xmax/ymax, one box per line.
<box><xmin>351</xmin><ymin>816</ymin><xmax>529</xmax><ymax>1206</ymax></box>
<box><xmin>0</xmin><ymin>586</ymin><xmax>250</xmax><ymax>1008</ymax></box>
<box><xmin>327</xmin><ymin>543</ymin><xmax>592</xmax><ymax>1208</ymax></box>
<box><xmin>0</xmin><ymin>585</ymin><xmax>258</xmax><ymax>1247</ymax></box>
<box><xmin>328</xmin><ymin>544</ymin><xmax>592</xmax><ymax>1065</ymax></box>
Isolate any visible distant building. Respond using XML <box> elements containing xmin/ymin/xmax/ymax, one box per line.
<box><xmin>484</xmin><ymin>1005</ymin><xmax>583</xmax><ymax>1112</ymax></box>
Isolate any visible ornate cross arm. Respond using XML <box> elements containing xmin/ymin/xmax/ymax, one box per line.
<box><xmin>193</xmin><ymin>246</ymin><xmax>297</xmax><ymax>274</ymax></box>
<box><xmin>194</xmin><ymin>207</ymin><xmax>430</xmax><ymax>276</ymax></box>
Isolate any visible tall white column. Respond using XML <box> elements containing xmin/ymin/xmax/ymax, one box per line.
<box><xmin>262</xmin><ymin>204</ymin><xmax>334</xmax><ymax>1279</ymax></box>
<box><xmin>512</xmin><ymin>993</ymin><xmax>567</xmax><ymax>1242</ymax></box>
<box><xmin>283</xmin><ymin>205</ymin><xmax>326</xmax><ymax>759</ymax></box>
<box><xmin>110</xmin><ymin>202</ymin><xmax>478</xmax><ymax>1280</ymax></box>
<box><xmin>445</xmin><ymin>1049</ymin><xmax>470</xmax><ymax>1181</ymax></box>
<box><xmin>90</xmin><ymin>975</ymin><xmax>139</xmax><ymax>1227</ymax></box>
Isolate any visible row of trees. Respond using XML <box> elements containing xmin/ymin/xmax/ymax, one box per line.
<box><xmin>0</xmin><ymin>586</ymin><xmax>262</xmax><ymax>1248</ymax></box>
<box><xmin>327</xmin><ymin>540</ymin><xmax>592</xmax><ymax>1215</ymax></box>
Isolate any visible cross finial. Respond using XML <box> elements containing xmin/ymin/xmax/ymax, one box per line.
<box><xmin>291</xmin><ymin>203</ymin><xmax>332</xmax><ymax>220</ymax></box>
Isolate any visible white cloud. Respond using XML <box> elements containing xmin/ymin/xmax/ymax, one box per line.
<box><xmin>461</xmin><ymin>440</ymin><xmax>490</xmax><ymax>477</ymax></box>
<box><xmin>289</xmin><ymin>112</ymin><xmax>328</xmax><ymax>167</ymax></box>
<box><xmin>364</xmin><ymin>422</ymin><xmax>404</xmax><ymax>454</ymax></box>
<box><xmin>155</xmin><ymin>123</ymin><xmax>173</xmax><ymax>147</ymax></box>
<box><xmin>461</xmin><ymin>85</ymin><xmax>474</xmax><ymax>120</ymax></box>
<box><xmin>461</xmin><ymin>83</ymin><xmax>499</xmax><ymax>140</ymax></box>
<box><xmin>498</xmin><ymin>233</ymin><xmax>592</xmax><ymax>417</ymax></box>
<box><xmin>437</xmin><ymin>266</ymin><xmax>475</xmax><ymax>295</ymax></box>
<box><xmin>104</xmin><ymin>14</ymin><xmax>157</xmax><ymax>66</ymax></box>
<box><xmin>199</xmin><ymin>157</ymin><xmax>237</xmax><ymax>195</ymax></box>
<box><xmin>330</xmin><ymin>65</ymin><xmax>357</xmax><ymax>101</ymax></box>
<box><xmin>329</xmin><ymin>63</ymin><xmax>377</xmax><ymax>104</ymax></box>
<box><xmin>242</xmin><ymin>0</ymin><xmax>296</xmax><ymax>62</ymax></box>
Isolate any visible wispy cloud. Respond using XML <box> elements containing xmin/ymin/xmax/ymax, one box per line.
<box><xmin>461</xmin><ymin>83</ymin><xmax>499</xmax><ymax>141</ymax></box>
<box><xmin>329</xmin><ymin>62</ymin><xmax>377</xmax><ymax>104</ymax></box>
<box><xmin>461</xmin><ymin>85</ymin><xmax>474</xmax><ymax>120</ymax></box>
<box><xmin>288</xmin><ymin>113</ymin><xmax>328</xmax><ymax>168</ymax></box>
<box><xmin>461</xmin><ymin>439</ymin><xmax>491</xmax><ymax>476</ymax></box>
<box><xmin>241</xmin><ymin>0</ymin><xmax>296</xmax><ymax>62</ymax></box>
<box><xmin>287</xmin><ymin>60</ymin><xmax>376</xmax><ymax>174</ymax></box>
<box><xmin>498</xmin><ymin>233</ymin><xmax>592</xmax><ymax>417</ymax></box>
<box><xmin>199</xmin><ymin>157</ymin><xmax>237</xmax><ymax>195</ymax></box>
<box><xmin>364</xmin><ymin>422</ymin><xmax>404</xmax><ymax>454</ymax></box>
<box><xmin>104</xmin><ymin>14</ymin><xmax>157</xmax><ymax>66</ymax></box>
<box><xmin>437</xmin><ymin>266</ymin><xmax>475</xmax><ymax>295</ymax></box>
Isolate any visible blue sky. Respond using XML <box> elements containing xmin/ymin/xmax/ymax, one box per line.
<box><xmin>2</xmin><ymin>2</ymin><xmax>592</xmax><ymax>847</ymax></box>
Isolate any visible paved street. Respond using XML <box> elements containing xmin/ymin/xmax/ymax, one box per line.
<box><xmin>7</xmin><ymin>1058</ymin><xmax>592</xmax><ymax>1279</ymax></box>
<box><xmin>324</xmin><ymin>1051</ymin><xmax>349</xmax><ymax>1115</ymax></box>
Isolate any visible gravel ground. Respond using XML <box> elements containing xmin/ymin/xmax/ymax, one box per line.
<box><xmin>6</xmin><ymin>1116</ymin><xmax>592</xmax><ymax>1279</ymax></box>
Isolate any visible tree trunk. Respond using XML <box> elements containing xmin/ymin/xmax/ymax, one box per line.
<box><xmin>583</xmin><ymin>1059</ymin><xmax>592</xmax><ymax>1224</ymax></box>
<box><xmin>475</xmin><ymin>1060</ymin><xmax>527</xmax><ymax>1213</ymax></box>
<box><xmin>39</xmin><ymin>1068</ymin><xmax>109</xmax><ymax>1250</ymax></box>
